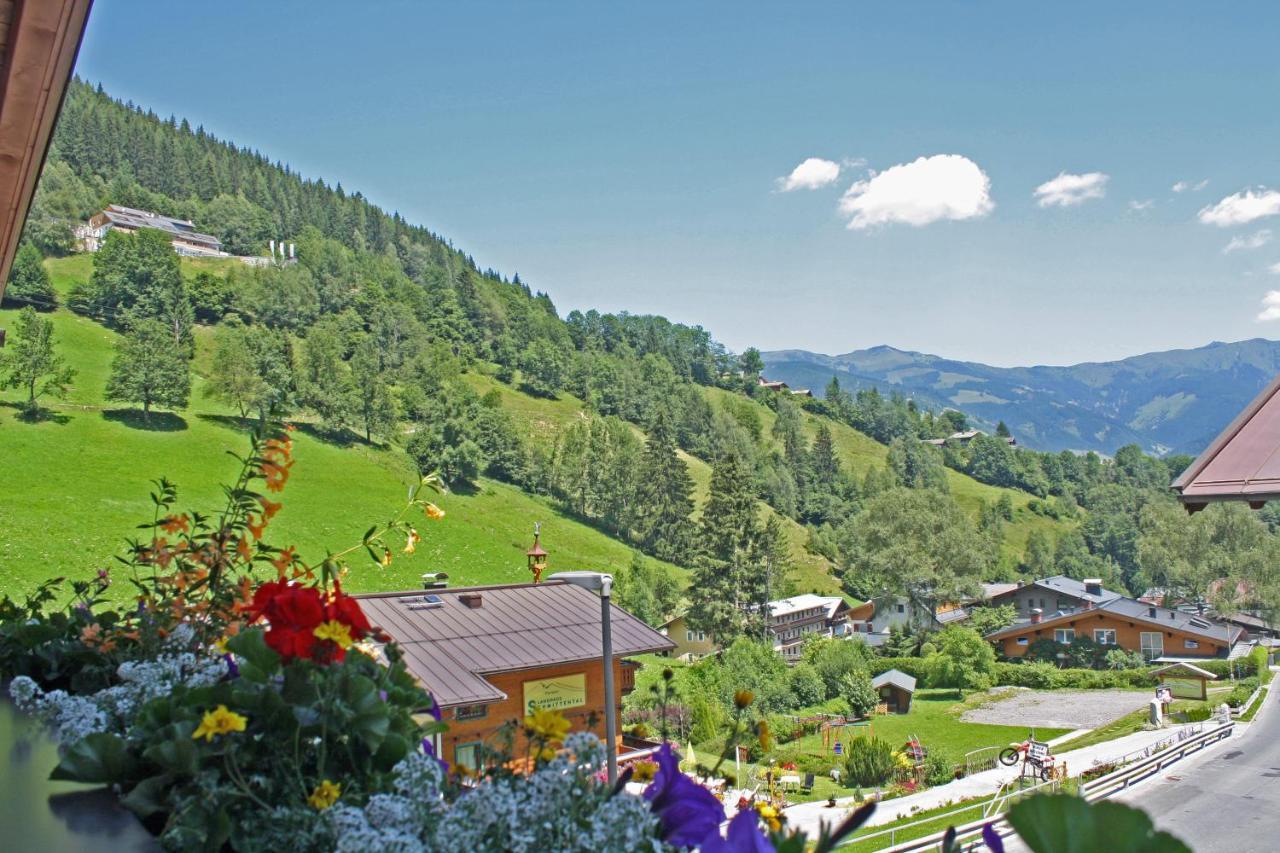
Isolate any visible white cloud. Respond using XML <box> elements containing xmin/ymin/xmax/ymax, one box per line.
<box><xmin>1270</xmin><ymin>262</ymin><xmax>1280</xmax><ymax>275</ymax></box>
<box><xmin>1223</xmin><ymin>229</ymin><xmax>1273</xmax><ymax>254</ymax></box>
<box><xmin>1128</xmin><ymin>199</ymin><xmax>1154</xmax><ymax>212</ymax></box>
<box><xmin>1172</xmin><ymin>179</ymin><xmax>1209</xmax><ymax>193</ymax></box>
<box><xmin>777</xmin><ymin>157</ymin><xmax>841</xmax><ymax>192</ymax></box>
<box><xmin>1258</xmin><ymin>291</ymin><xmax>1280</xmax><ymax>321</ymax></box>
<box><xmin>1198</xmin><ymin>189</ymin><xmax>1280</xmax><ymax>227</ymax></box>
<box><xmin>838</xmin><ymin>154</ymin><xmax>993</xmax><ymax>229</ymax></box>
<box><xmin>1033</xmin><ymin>171</ymin><xmax>1109</xmax><ymax>207</ymax></box>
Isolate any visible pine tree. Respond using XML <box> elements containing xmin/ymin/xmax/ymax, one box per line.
<box><xmin>3</xmin><ymin>243</ymin><xmax>57</xmax><ymax>309</ymax></box>
<box><xmin>105</xmin><ymin>318</ymin><xmax>191</xmax><ymax>420</ymax></box>
<box><xmin>634</xmin><ymin>413</ymin><xmax>696</xmax><ymax>562</ymax></box>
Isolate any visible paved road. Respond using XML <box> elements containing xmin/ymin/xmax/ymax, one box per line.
<box><xmin>1116</xmin><ymin>687</ymin><xmax>1280</xmax><ymax>853</ymax></box>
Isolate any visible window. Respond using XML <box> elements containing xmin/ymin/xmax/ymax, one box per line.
<box><xmin>455</xmin><ymin>704</ymin><xmax>488</xmax><ymax>721</ymax></box>
<box><xmin>455</xmin><ymin>742</ymin><xmax>482</xmax><ymax>771</ymax></box>
<box><xmin>1140</xmin><ymin>632</ymin><xmax>1164</xmax><ymax>661</ymax></box>
<box><xmin>1016</xmin><ymin>637</ymin><xmax>1029</xmax><ymax>646</ymax></box>
<box><xmin>1093</xmin><ymin>629</ymin><xmax>1116</xmax><ymax>645</ymax></box>
<box><xmin>1184</xmin><ymin>639</ymin><xmax>1199</xmax><ymax>650</ymax></box>
<box><xmin>1054</xmin><ymin>629</ymin><xmax>1075</xmax><ymax>644</ymax></box>
<box><xmin>897</xmin><ymin>603</ymin><xmax>905</xmax><ymax>614</ymax></box>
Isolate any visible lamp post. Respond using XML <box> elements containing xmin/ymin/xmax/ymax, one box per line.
<box><xmin>548</xmin><ymin>570</ymin><xmax>617</xmax><ymax>784</ymax></box>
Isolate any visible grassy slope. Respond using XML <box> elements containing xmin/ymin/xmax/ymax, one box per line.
<box><xmin>702</xmin><ymin>387</ymin><xmax>1075</xmax><ymax>562</ymax></box>
<box><xmin>0</xmin><ymin>258</ymin><xmax>683</xmax><ymax>596</ymax></box>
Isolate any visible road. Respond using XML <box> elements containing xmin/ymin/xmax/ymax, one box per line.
<box><xmin>1115</xmin><ymin>687</ymin><xmax>1280</xmax><ymax>853</ymax></box>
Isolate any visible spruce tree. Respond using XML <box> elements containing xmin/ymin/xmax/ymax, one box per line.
<box><xmin>635</xmin><ymin>413</ymin><xmax>696</xmax><ymax>561</ymax></box>
<box><xmin>689</xmin><ymin>451</ymin><xmax>763</xmax><ymax>642</ymax></box>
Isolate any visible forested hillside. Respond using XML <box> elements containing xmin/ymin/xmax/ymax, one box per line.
<box><xmin>5</xmin><ymin>79</ymin><xmax>1277</xmax><ymax>637</ymax></box>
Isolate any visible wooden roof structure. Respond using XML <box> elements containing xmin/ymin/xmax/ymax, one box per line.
<box><xmin>1172</xmin><ymin>373</ymin><xmax>1280</xmax><ymax>510</ymax></box>
<box><xmin>0</xmin><ymin>0</ymin><xmax>93</xmax><ymax>301</ymax></box>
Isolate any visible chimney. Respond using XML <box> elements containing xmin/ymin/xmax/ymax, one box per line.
<box><xmin>460</xmin><ymin>592</ymin><xmax>483</xmax><ymax>609</ymax></box>
<box><xmin>1148</xmin><ymin>606</ymin><xmax>1158</xmax><ymax>618</ymax></box>
<box><xmin>422</xmin><ymin>572</ymin><xmax>449</xmax><ymax>591</ymax></box>
<box><xmin>1084</xmin><ymin>579</ymin><xmax>1102</xmax><ymax>596</ymax></box>
<box><xmin>1030</xmin><ymin>608</ymin><xmax>1043</xmax><ymax>625</ymax></box>
<box><xmin>1084</xmin><ymin>600</ymin><xmax>1094</xmax><ymax>611</ymax></box>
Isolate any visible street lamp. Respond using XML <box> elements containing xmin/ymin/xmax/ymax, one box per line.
<box><xmin>548</xmin><ymin>570</ymin><xmax>618</xmax><ymax>785</ymax></box>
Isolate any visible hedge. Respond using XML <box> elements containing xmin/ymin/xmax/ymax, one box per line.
<box><xmin>869</xmin><ymin>657</ymin><xmax>930</xmax><ymax>681</ymax></box>
<box><xmin>993</xmin><ymin>662</ymin><xmax>1157</xmax><ymax>690</ymax></box>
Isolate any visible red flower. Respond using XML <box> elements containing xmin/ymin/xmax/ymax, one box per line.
<box><xmin>326</xmin><ymin>582</ymin><xmax>371</xmax><ymax>635</ymax></box>
<box><xmin>250</xmin><ymin>581</ymin><xmax>325</xmax><ymax>661</ymax></box>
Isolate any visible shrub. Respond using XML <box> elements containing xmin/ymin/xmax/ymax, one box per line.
<box><xmin>1250</xmin><ymin>645</ymin><xmax>1273</xmax><ymax>685</ymax></box>
<box><xmin>1103</xmin><ymin>649</ymin><xmax>1146</xmax><ymax>671</ymax></box>
<box><xmin>993</xmin><ymin>662</ymin><xmax>1157</xmax><ymax>689</ymax></box>
<box><xmin>923</xmin><ymin>748</ymin><xmax>955</xmax><ymax>786</ymax></box>
<box><xmin>844</xmin><ymin>736</ymin><xmax>896</xmax><ymax>787</ymax></box>
<box><xmin>788</xmin><ymin>662</ymin><xmax>826</xmax><ymax>708</ymax></box>
<box><xmin>1183</xmin><ymin>707</ymin><xmax>1212</xmax><ymax>723</ymax></box>
<box><xmin>869</xmin><ymin>657</ymin><xmax>929</xmax><ymax>681</ymax></box>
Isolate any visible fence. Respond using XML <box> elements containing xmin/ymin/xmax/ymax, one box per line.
<box><xmin>854</xmin><ymin>722</ymin><xmax>1234</xmax><ymax>852</ymax></box>
<box><xmin>962</xmin><ymin>745</ymin><xmax>1002</xmax><ymax>776</ymax></box>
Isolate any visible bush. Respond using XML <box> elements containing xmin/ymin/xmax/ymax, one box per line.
<box><xmin>787</xmin><ymin>662</ymin><xmax>826</xmax><ymax>708</ymax></box>
<box><xmin>923</xmin><ymin>748</ymin><xmax>956</xmax><ymax>786</ymax></box>
<box><xmin>993</xmin><ymin>662</ymin><xmax>1157</xmax><ymax>690</ymax></box>
<box><xmin>868</xmin><ymin>657</ymin><xmax>929</xmax><ymax>681</ymax></box>
<box><xmin>1251</xmin><ymin>645</ymin><xmax>1273</xmax><ymax>685</ymax></box>
<box><xmin>1183</xmin><ymin>707</ymin><xmax>1212</xmax><ymax>723</ymax></box>
<box><xmin>1103</xmin><ymin>649</ymin><xmax>1146</xmax><ymax>671</ymax></box>
<box><xmin>844</xmin><ymin>736</ymin><xmax>897</xmax><ymax>787</ymax></box>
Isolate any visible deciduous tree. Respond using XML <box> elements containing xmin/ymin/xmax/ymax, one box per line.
<box><xmin>0</xmin><ymin>307</ymin><xmax>75</xmax><ymax>416</ymax></box>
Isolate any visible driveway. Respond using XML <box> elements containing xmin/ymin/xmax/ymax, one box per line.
<box><xmin>960</xmin><ymin>688</ymin><xmax>1153</xmax><ymax>730</ymax></box>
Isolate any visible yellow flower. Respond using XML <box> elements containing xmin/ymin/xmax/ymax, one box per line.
<box><xmin>404</xmin><ymin>528</ymin><xmax>420</xmax><ymax>554</ymax></box>
<box><xmin>313</xmin><ymin>620</ymin><xmax>354</xmax><ymax>649</ymax></box>
<box><xmin>756</xmin><ymin>718</ymin><xmax>772</xmax><ymax>751</ymax></box>
<box><xmin>424</xmin><ymin>503</ymin><xmax>445</xmax><ymax>521</ymax></box>
<box><xmin>381</xmin><ymin>548</ymin><xmax>393</xmax><ymax>567</ymax></box>
<box><xmin>192</xmin><ymin>705</ymin><xmax>248</xmax><ymax>742</ymax></box>
<box><xmin>631</xmin><ymin>760</ymin><xmax>658</xmax><ymax>782</ymax></box>
<box><xmin>212</xmin><ymin>636</ymin><xmax>230</xmax><ymax>655</ymax></box>
<box><xmin>537</xmin><ymin>746</ymin><xmax>558</xmax><ymax>762</ymax></box>
<box><xmin>755</xmin><ymin>801</ymin><xmax>782</xmax><ymax>832</ymax></box>
<box><xmin>523</xmin><ymin>706</ymin><xmax>571</xmax><ymax>742</ymax></box>
<box><xmin>733</xmin><ymin>690</ymin><xmax>755</xmax><ymax>710</ymax></box>
<box><xmin>307</xmin><ymin>779</ymin><xmax>341</xmax><ymax>810</ymax></box>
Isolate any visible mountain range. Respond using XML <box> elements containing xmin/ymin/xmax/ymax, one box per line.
<box><xmin>761</xmin><ymin>339</ymin><xmax>1280</xmax><ymax>456</ymax></box>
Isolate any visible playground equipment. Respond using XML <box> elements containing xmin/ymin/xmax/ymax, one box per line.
<box><xmin>821</xmin><ymin>717</ymin><xmax>871</xmax><ymax>755</ymax></box>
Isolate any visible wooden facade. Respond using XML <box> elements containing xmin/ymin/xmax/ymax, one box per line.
<box><xmin>432</xmin><ymin>657</ymin><xmax>629</xmax><ymax>771</ymax></box>
<box><xmin>992</xmin><ymin>609</ymin><xmax>1232</xmax><ymax>660</ymax></box>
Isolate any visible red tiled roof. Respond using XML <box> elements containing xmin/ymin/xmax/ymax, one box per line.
<box><xmin>1172</xmin><ymin>373</ymin><xmax>1280</xmax><ymax>508</ymax></box>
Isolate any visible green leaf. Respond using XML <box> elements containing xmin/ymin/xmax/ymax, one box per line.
<box><xmin>144</xmin><ymin>735</ymin><xmax>198</xmax><ymax>775</ymax></box>
<box><xmin>350</xmin><ymin>710</ymin><xmax>391</xmax><ymax>751</ymax></box>
<box><xmin>373</xmin><ymin>732</ymin><xmax>409</xmax><ymax>771</ymax></box>
<box><xmin>50</xmin><ymin>733</ymin><xmax>136</xmax><ymax>784</ymax></box>
<box><xmin>1007</xmin><ymin>794</ymin><xmax>1193</xmax><ymax>853</ymax></box>
<box><xmin>226</xmin><ymin>627</ymin><xmax>279</xmax><ymax>679</ymax></box>
<box><xmin>120</xmin><ymin>773</ymin><xmax>174</xmax><ymax>817</ymax></box>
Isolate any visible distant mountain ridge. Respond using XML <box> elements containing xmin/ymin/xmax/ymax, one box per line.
<box><xmin>761</xmin><ymin>339</ymin><xmax>1280</xmax><ymax>456</ymax></box>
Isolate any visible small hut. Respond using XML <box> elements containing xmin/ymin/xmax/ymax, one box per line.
<box><xmin>1151</xmin><ymin>662</ymin><xmax>1217</xmax><ymax>701</ymax></box>
<box><xmin>872</xmin><ymin>669</ymin><xmax>917</xmax><ymax>713</ymax></box>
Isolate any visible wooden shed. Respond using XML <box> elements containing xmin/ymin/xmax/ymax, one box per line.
<box><xmin>872</xmin><ymin>669</ymin><xmax>917</xmax><ymax>713</ymax></box>
<box><xmin>1151</xmin><ymin>662</ymin><xmax>1217</xmax><ymax>701</ymax></box>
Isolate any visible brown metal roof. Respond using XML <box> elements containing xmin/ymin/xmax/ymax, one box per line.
<box><xmin>357</xmin><ymin>580</ymin><xmax>675</xmax><ymax>708</ymax></box>
<box><xmin>1172</xmin><ymin>373</ymin><xmax>1280</xmax><ymax>509</ymax></box>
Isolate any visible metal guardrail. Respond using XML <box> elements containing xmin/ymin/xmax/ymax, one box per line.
<box><xmin>860</xmin><ymin>722</ymin><xmax>1235</xmax><ymax>853</ymax></box>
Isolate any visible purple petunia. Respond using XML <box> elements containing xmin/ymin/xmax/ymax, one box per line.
<box><xmin>982</xmin><ymin>822</ymin><xmax>1005</xmax><ymax>853</ymax></box>
<box><xmin>699</xmin><ymin>810</ymin><xmax>775</xmax><ymax>853</ymax></box>
<box><xmin>642</xmin><ymin>743</ymin><xmax>724</xmax><ymax>848</ymax></box>
<box><xmin>222</xmin><ymin>653</ymin><xmax>239</xmax><ymax>679</ymax></box>
<box><xmin>421</xmin><ymin>736</ymin><xmax>449</xmax><ymax>773</ymax></box>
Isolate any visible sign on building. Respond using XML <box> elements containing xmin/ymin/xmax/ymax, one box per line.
<box><xmin>523</xmin><ymin>673</ymin><xmax>587</xmax><ymax>713</ymax></box>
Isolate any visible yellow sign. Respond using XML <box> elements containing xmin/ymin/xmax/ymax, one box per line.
<box><xmin>1163</xmin><ymin>677</ymin><xmax>1204</xmax><ymax>700</ymax></box>
<box><xmin>523</xmin><ymin>673</ymin><xmax>587</xmax><ymax>713</ymax></box>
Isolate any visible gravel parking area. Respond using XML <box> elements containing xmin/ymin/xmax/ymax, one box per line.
<box><xmin>960</xmin><ymin>688</ymin><xmax>1153</xmax><ymax>730</ymax></box>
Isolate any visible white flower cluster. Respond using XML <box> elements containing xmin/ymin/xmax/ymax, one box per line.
<box><xmin>9</xmin><ymin>651</ymin><xmax>228</xmax><ymax>743</ymax></box>
<box><xmin>10</xmin><ymin>676</ymin><xmax>109</xmax><ymax>744</ymax></box>
<box><xmin>432</xmin><ymin>733</ymin><xmax>660</xmax><ymax>853</ymax></box>
<box><xmin>319</xmin><ymin>734</ymin><xmax>660</xmax><ymax>852</ymax></box>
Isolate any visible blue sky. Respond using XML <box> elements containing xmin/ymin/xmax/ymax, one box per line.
<box><xmin>74</xmin><ymin>2</ymin><xmax>1280</xmax><ymax>366</ymax></box>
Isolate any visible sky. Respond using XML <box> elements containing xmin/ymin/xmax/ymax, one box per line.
<box><xmin>73</xmin><ymin>2</ymin><xmax>1280</xmax><ymax>366</ymax></box>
